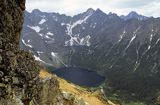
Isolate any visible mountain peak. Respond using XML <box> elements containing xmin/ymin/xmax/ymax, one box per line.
<box><xmin>108</xmin><ymin>12</ymin><xmax>117</xmax><ymax>16</ymax></box>
<box><xmin>95</xmin><ymin>8</ymin><xmax>103</xmax><ymax>12</ymax></box>
<box><xmin>85</xmin><ymin>8</ymin><xmax>95</xmax><ymax>16</ymax></box>
<box><xmin>94</xmin><ymin>8</ymin><xmax>106</xmax><ymax>16</ymax></box>
<box><xmin>128</xmin><ymin>11</ymin><xmax>139</xmax><ymax>17</ymax></box>
<box><xmin>86</xmin><ymin>8</ymin><xmax>95</xmax><ymax>13</ymax></box>
<box><xmin>121</xmin><ymin>11</ymin><xmax>148</xmax><ymax>20</ymax></box>
<box><xmin>107</xmin><ymin>12</ymin><xmax>120</xmax><ymax>19</ymax></box>
<box><xmin>32</xmin><ymin>9</ymin><xmax>42</xmax><ymax>14</ymax></box>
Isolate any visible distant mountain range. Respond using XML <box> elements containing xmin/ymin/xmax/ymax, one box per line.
<box><xmin>20</xmin><ymin>8</ymin><xmax>160</xmax><ymax>102</ymax></box>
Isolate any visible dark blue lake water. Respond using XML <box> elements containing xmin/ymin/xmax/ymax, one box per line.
<box><xmin>51</xmin><ymin>67</ymin><xmax>105</xmax><ymax>87</ymax></box>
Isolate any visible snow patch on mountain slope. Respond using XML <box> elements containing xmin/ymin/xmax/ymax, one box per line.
<box><xmin>118</xmin><ymin>29</ymin><xmax>126</xmax><ymax>42</ymax></box>
<box><xmin>39</xmin><ymin>19</ymin><xmax>46</xmax><ymax>24</ymax></box>
<box><xmin>125</xmin><ymin>34</ymin><xmax>137</xmax><ymax>51</ymax></box>
<box><xmin>156</xmin><ymin>38</ymin><xmax>160</xmax><ymax>44</ymax></box>
<box><xmin>90</xmin><ymin>23</ymin><xmax>97</xmax><ymax>28</ymax></box>
<box><xmin>37</xmin><ymin>51</ymin><xmax>43</xmax><ymax>53</ymax></box>
<box><xmin>37</xmin><ymin>51</ymin><xmax>43</xmax><ymax>54</ymax></box>
<box><xmin>34</xmin><ymin>55</ymin><xmax>45</xmax><ymax>63</ymax></box>
<box><xmin>143</xmin><ymin>29</ymin><xmax>155</xmax><ymax>55</ymax></box>
<box><xmin>65</xmin><ymin>36</ymin><xmax>79</xmax><ymax>46</ymax></box>
<box><xmin>65</xmin><ymin>35</ymin><xmax>91</xmax><ymax>46</ymax></box>
<box><xmin>66</xmin><ymin>14</ymin><xmax>92</xmax><ymax>35</ymax></box>
<box><xmin>44</xmin><ymin>32</ymin><xmax>55</xmax><ymax>42</ymax></box>
<box><xmin>61</xmin><ymin>23</ymin><xmax>66</xmax><ymax>26</ymax></box>
<box><xmin>51</xmin><ymin>52</ymin><xmax>57</xmax><ymax>57</ymax></box>
<box><xmin>123</xmin><ymin>27</ymin><xmax>141</xmax><ymax>55</ymax></box>
<box><xmin>80</xmin><ymin>35</ymin><xmax>91</xmax><ymax>46</ymax></box>
<box><xmin>52</xmin><ymin>16</ymin><xmax>58</xmax><ymax>21</ymax></box>
<box><xmin>51</xmin><ymin>52</ymin><xmax>68</xmax><ymax>67</ymax></box>
<box><xmin>47</xmin><ymin>32</ymin><xmax>54</xmax><ymax>36</ymax></box>
<box><xmin>45</xmin><ymin>35</ymin><xmax>50</xmax><ymax>39</ymax></box>
<box><xmin>22</xmin><ymin>39</ymin><xmax>33</xmax><ymax>48</ymax></box>
<box><xmin>93</xmin><ymin>23</ymin><xmax>96</xmax><ymax>28</ymax></box>
<box><xmin>150</xmin><ymin>34</ymin><xmax>153</xmax><ymax>42</ymax></box>
<box><xmin>39</xmin><ymin>33</ymin><xmax>43</xmax><ymax>37</ymax></box>
<box><xmin>27</xmin><ymin>25</ymin><xmax>41</xmax><ymax>33</ymax></box>
<box><xmin>65</xmin><ymin>12</ymin><xmax>93</xmax><ymax>46</ymax></box>
<box><xmin>27</xmin><ymin>40</ymin><xmax>31</xmax><ymax>43</ymax></box>
<box><xmin>33</xmin><ymin>55</ymin><xmax>53</xmax><ymax>66</ymax></box>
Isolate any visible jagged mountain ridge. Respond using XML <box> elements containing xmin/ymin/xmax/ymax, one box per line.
<box><xmin>21</xmin><ymin>8</ymin><xmax>160</xmax><ymax>68</ymax></box>
<box><xmin>21</xmin><ymin>8</ymin><xmax>160</xmax><ymax>102</ymax></box>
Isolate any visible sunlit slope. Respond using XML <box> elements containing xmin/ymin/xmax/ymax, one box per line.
<box><xmin>39</xmin><ymin>70</ymin><xmax>117</xmax><ymax>105</ymax></box>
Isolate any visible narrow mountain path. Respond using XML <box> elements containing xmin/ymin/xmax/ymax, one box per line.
<box><xmin>39</xmin><ymin>70</ymin><xmax>116</xmax><ymax>105</ymax></box>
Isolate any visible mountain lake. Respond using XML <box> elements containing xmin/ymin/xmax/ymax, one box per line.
<box><xmin>51</xmin><ymin>67</ymin><xmax>105</xmax><ymax>87</ymax></box>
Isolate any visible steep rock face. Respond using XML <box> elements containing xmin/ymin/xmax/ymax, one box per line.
<box><xmin>0</xmin><ymin>0</ymin><xmax>63</xmax><ymax>105</ymax></box>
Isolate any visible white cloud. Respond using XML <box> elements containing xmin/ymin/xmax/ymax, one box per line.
<box><xmin>26</xmin><ymin>0</ymin><xmax>160</xmax><ymax>17</ymax></box>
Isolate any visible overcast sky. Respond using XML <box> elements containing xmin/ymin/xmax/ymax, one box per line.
<box><xmin>26</xmin><ymin>0</ymin><xmax>160</xmax><ymax>17</ymax></box>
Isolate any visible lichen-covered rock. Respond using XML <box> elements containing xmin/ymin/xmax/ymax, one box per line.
<box><xmin>0</xmin><ymin>0</ymin><xmax>64</xmax><ymax>105</ymax></box>
<box><xmin>155</xmin><ymin>95</ymin><xmax>160</xmax><ymax>105</ymax></box>
<box><xmin>0</xmin><ymin>0</ymin><xmax>42</xmax><ymax>104</ymax></box>
<box><xmin>62</xmin><ymin>91</ymin><xmax>88</xmax><ymax>105</ymax></box>
<box><xmin>33</xmin><ymin>77</ymin><xmax>64</xmax><ymax>105</ymax></box>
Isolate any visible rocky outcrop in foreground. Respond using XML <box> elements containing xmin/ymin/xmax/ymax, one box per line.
<box><xmin>0</xmin><ymin>0</ymin><xmax>64</xmax><ymax>105</ymax></box>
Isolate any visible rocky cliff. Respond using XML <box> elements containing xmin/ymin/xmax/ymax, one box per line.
<box><xmin>0</xmin><ymin>0</ymin><xmax>64</xmax><ymax>105</ymax></box>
